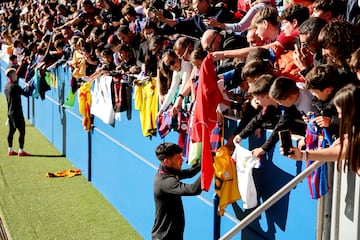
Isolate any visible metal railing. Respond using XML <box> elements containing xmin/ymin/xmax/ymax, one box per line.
<box><xmin>220</xmin><ymin>159</ymin><xmax>324</xmax><ymax>240</ymax></box>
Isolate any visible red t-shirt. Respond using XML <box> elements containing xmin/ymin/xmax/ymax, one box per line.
<box><xmin>276</xmin><ymin>29</ymin><xmax>299</xmax><ymax>51</ymax></box>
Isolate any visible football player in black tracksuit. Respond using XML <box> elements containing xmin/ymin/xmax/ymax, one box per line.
<box><xmin>152</xmin><ymin>143</ymin><xmax>201</xmax><ymax>240</ymax></box>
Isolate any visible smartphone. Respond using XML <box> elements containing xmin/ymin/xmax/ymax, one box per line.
<box><xmin>295</xmin><ymin>36</ymin><xmax>301</xmax><ymax>50</ymax></box>
<box><xmin>278</xmin><ymin>130</ymin><xmax>294</xmax><ymax>155</ymax></box>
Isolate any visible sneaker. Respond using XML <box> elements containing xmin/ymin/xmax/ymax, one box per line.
<box><xmin>8</xmin><ymin>150</ymin><xmax>18</xmax><ymax>156</ymax></box>
<box><xmin>18</xmin><ymin>151</ymin><xmax>31</xmax><ymax>157</ymax></box>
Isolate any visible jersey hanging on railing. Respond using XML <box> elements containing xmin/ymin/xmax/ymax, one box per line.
<box><xmin>133</xmin><ymin>77</ymin><xmax>158</xmax><ymax>138</ymax></box>
<box><xmin>190</xmin><ymin>54</ymin><xmax>223</xmax><ymax>191</ymax></box>
<box><xmin>91</xmin><ymin>75</ymin><xmax>115</xmax><ymax>125</ymax></box>
<box><xmin>232</xmin><ymin>143</ymin><xmax>260</xmax><ymax>209</ymax></box>
<box><xmin>305</xmin><ymin>113</ymin><xmax>332</xmax><ymax>199</ymax></box>
<box><xmin>214</xmin><ymin>145</ymin><xmax>241</xmax><ymax>216</ymax></box>
<box><xmin>78</xmin><ymin>81</ymin><xmax>93</xmax><ymax>132</ymax></box>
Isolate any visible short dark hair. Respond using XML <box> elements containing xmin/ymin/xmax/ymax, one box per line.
<box><xmin>9</xmin><ymin>55</ymin><xmax>17</xmax><ymax>61</ymax></box>
<box><xmin>298</xmin><ymin>17</ymin><xmax>327</xmax><ymax>40</ymax></box>
<box><xmin>280</xmin><ymin>4</ymin><xmax>310</xmax><ymax>26</ymax></box>
<box><xmin>121</xmin><ymin>4</ymin><xmax>137</xmax><ymax>16</ymax></box>
<box><xmin>117</xmin><ymin>43</ymin><xmax>131</xmax><ymax>53</ymax></box>
<box><xmin>248</xmin><ymin>74</ymin><xmax>275</xmax><ymax>96</ymax></box>
<box><xmin>117</xmin><ymin>25</ymin><xmax>130</xmax><ymax>35</ymax></box>
<box><xmin>162</xmin><ymin>49</ymin><xmax>178</xmax><ymax>61</ymax></box>
<box><xmin>245</xmin><ymin>47</ymin><xmax>272</xmax><ymax>64</ymax></box>
<box><xmin>312</xmin><ymin>0</ymin><xmax>344</xmax><ymax>19</ymax></box>
<box><xmin>143</xmin><ymin>21</ymin><xmax>158</xmax><ymax>32</ymax></box>
<box><xmin>241</xmin><ymin>60</ymin><xmax>273</xmax><ymax>81</ymax></box>
<box><xmin>54</xmin><ymin>39</ymin><xmax>65</xmax><ymax>49</ymax></box>
<box><xmin>82</xmin><ymin>0</ymin><xmax>93</xmax><ymax>7</ymax></box>
<box><xmin>305</xmin><ymin>64</ymin><xmax>340</xmax><ymax>91</ymax></box>
<box><xmin>155</xmin><ymin>143</ymin><xmax>183</xmax><ymax>161</ymax></box>
<box><xmin>269</xmin><ymin>77</ymin><xmax>299</xmax><ymax>100</ymax></box>
<box><xmin>101</xmin><ymin>48</ymin><xmax>113</xmax><ymax>57</ymax></box>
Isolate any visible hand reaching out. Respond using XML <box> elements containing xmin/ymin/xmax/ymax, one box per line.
<box><xmin>313</xmin><ymin>116</ymin><xmax>331</xmax><ymax>128</ymax></box>
<box><xmin>210</xmin><ymin>52</ymin><xmax>225</xmax><ymax>62</ymax></box>
<box><xmin>251</xmin><ymin>147</ymin><xmax>265</xmax><ymax>157</ymax></box>
<box><xmin>203</xmin><ymin>17</ymin><xmax>220</xmax><ymax>28</ymax></box>
<box><xmin>233</xmin><ymin>134</ymin><xmax>241</xmax><ymax>144</ymax></box>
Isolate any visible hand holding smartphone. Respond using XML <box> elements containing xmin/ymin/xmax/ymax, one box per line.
<box><xmin>295</xmin><ymin>36</ymin><xmax>301</xmax><ymax>50</ymax></box>
<box><xmin>279</xmin><ymin>130</ymin><xmax>294</xmax><ymax>155</ymax></box>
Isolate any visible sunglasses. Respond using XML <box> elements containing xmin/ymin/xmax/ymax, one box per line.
<box><xmin>300</xmin><ymin>40</ymin><xmax>312</xmax><ymax>48</ymax></box>
<box><xmin>180</xmin><ymin>45</ymin><xmax>190</xmax><ymax>60</ymax></box>
<box><xmin>301</xmin><ymin>38</ymin><xmax>317</xmax><ymax>53</ymax></box>
<box><xmin>165</xmin><ymin>59</ymin><xmax>176</xmax><ymax>67</ymax></box>
<box><xmin>204</xmin><ymin>34</ymin><xmax>217</xmax><ymax>52</ymax></box>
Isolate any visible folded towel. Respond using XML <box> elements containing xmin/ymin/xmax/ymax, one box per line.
<box><xmin>46</xmin><ymin>169</ymin><xmax>81</xmax><ymax>178</ymax></box>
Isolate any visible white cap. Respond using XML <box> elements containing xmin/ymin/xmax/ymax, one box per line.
<box><xmin>5</xmin><ymin>68</ymin><xmax>16</xmax><ymax>77</ymax></box>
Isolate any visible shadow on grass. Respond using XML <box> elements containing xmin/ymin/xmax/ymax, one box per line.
<box><xmin>27</xmin><ymin>154</ymin><xmax>65</xmax><ymax>158</ymax></box>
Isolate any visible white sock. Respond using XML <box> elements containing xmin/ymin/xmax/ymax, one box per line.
<box><xmin>8</xmin><ymin>147</ymin><xmax>13</xmax><ymax>152</ymax></box>
<box><xmin>19</xmin><ymin>149</ymin><xmax>24</xmax><ymax>153</ymax></box>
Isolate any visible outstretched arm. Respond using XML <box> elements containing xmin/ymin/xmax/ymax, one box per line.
<box><xmin>281</xmin><ymin>136</ymin><xmax>347</xmax><ymax>162</ymax></box>
<box><xmin>211</xmin><ymin>47</ymin><xmax>252</xmax><ymax>61</ymax></box>
<box><xmin>155</xmin><ymin>10</ymin><xmax>177</xmax><ymax>27</ymax></box>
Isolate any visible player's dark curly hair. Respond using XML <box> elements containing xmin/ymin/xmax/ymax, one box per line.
<box><xmin>318</xmin><ymin>20</ymin><xmax>360</xmax><ymax>68</ymax></box>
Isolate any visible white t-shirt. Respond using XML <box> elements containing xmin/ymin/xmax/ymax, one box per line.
<box><xmin>295</xmin><ymin>83</ymin><xmax>316</xmax><ymax>114</ymax></box>
<box><xmin>159</xmin><ymin>60</ymin><xmax>192</xmax><ymax>111</ymax></box>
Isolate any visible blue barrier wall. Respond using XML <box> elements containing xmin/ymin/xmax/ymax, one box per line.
<box><xmin>0</xmin><ymin>57</ymin><xmax>318</xmax><ymax>239</ymax></box>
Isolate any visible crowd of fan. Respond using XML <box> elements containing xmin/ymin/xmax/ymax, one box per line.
<box><xmin>1</xmin><ymin>0</ymin><xmax>360</xmax><ymax>156</ymax></box>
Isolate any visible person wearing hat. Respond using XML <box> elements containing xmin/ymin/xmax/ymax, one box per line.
<box><xmin>152</xmin><ymin>142</ymin><xmax>201</xmax><ymax>240</ymax></box>
<box><xmin>4</xmin><ymin>68</ymin><xmax>31</xmax><ymax>156</ymax></box>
